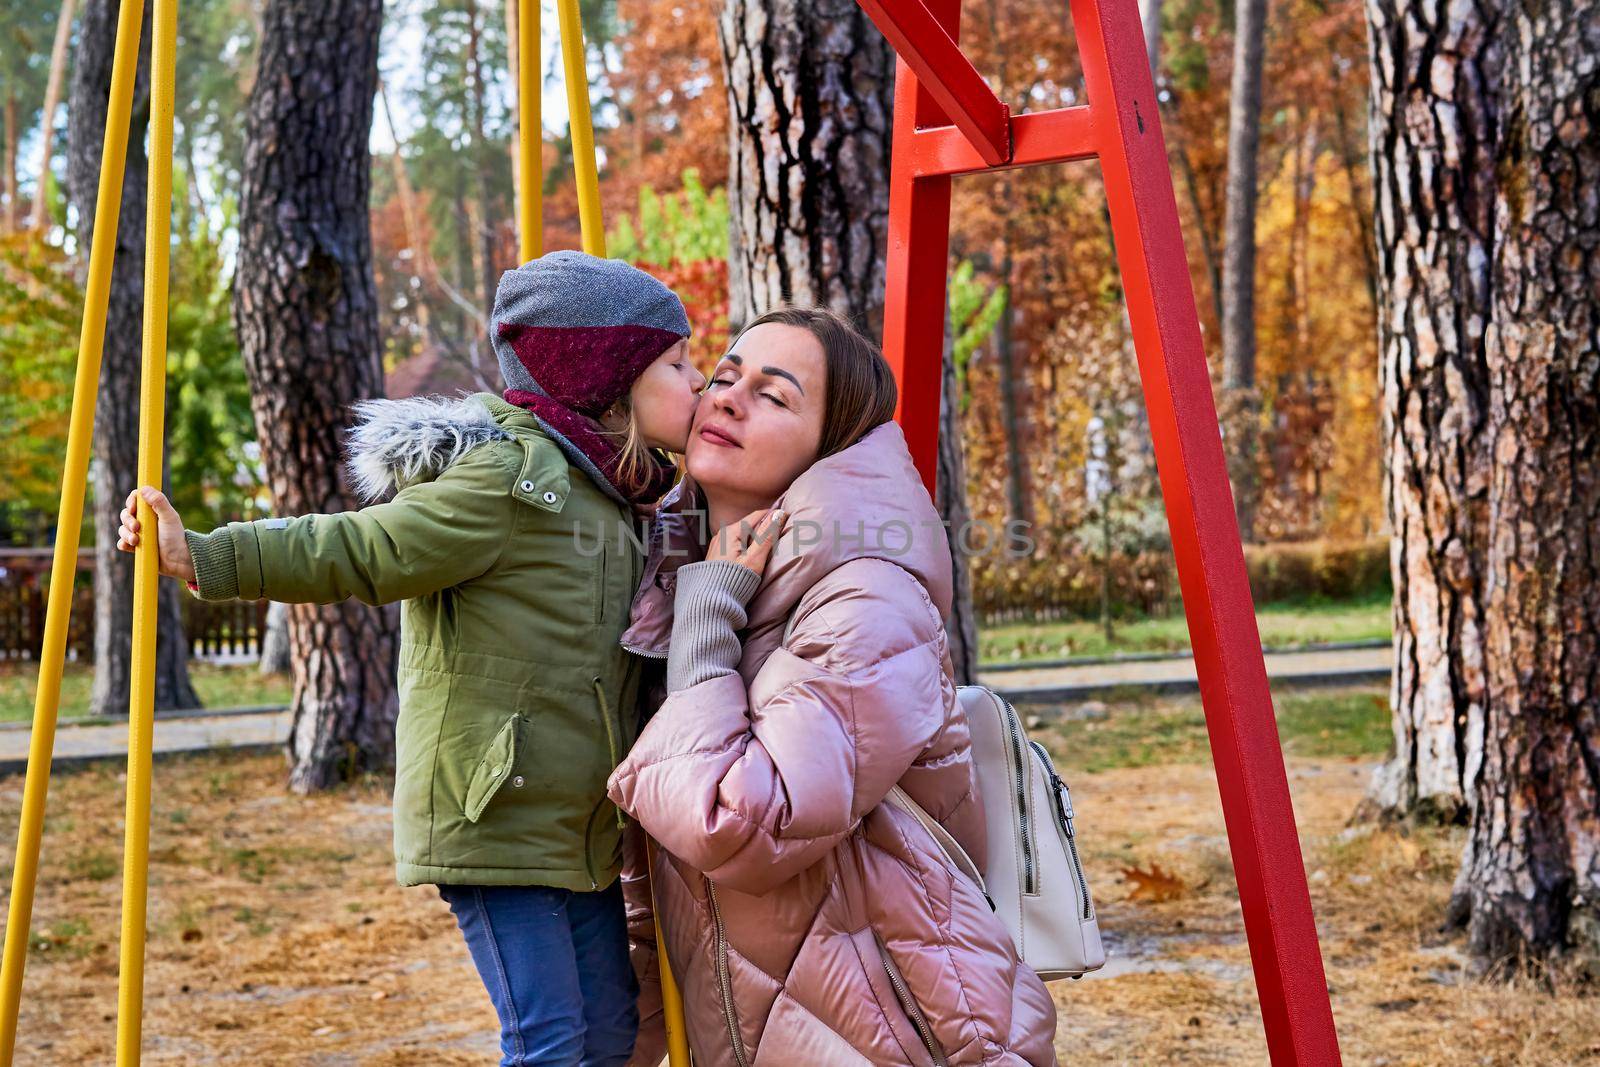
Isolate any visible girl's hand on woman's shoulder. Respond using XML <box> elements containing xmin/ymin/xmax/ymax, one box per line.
<box><xmin>116</xmin><ymin>486</ymin><xmax>196</xmax><ymax>583</ymax></box>
<box><xmin>706</xmin><ymin>508</ymin><xmax>786</xmax><ymax>577</ymax></box>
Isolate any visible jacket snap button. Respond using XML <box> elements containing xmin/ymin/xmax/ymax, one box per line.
<box><xmin>490</xmin><ymin>765</ymin><xmax>502</xmax><ymax>777</ymax></box>
<box><xmin>542</xmin><ymin>490</ymin><xmax>558</xmax><ymax>504</ymax></box>
<box><xmin>512</xmin><ymin>775</ymin><xmax>525</xmax><ymax>788</ymax></box>
<box><xmin>520</xmin><ymin>480</ymin><xmax>535</xmax><ymax>493</ymax></box>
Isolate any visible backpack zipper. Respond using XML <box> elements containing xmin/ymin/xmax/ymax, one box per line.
<box><xmin>995</xmin><ymin>692</ymin><xmax>1038</xmax><ymax>895</ymax></box>
<box><xmin>705</xmin><ymin>879</ymin><xmax>750</xmax><ymax>1067</ymax></box>
<box><xmin>1029</xmin><ymin>739</ymin><xmax>1093</xmax><ymax>920</ymax></box>
<box><xmin>875</xmin><ymin>935</ymin><xmax>950</xmax><ymax>1066</ymax></box>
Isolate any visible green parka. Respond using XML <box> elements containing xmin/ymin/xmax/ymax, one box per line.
<box><xmin>184</xmin><ymin>393</ymin><xmax>648</xmax><ymax>890</ymax></box>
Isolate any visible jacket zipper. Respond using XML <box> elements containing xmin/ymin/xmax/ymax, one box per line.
<box><xmin>996</xmin><ymin>692</ymin><xmax>1037</xmax><ymax>894</ymax></box>
<box><xmin>875</xmin><ymin>935</ymin><xmax>949</xmax><ymax>1066</ymax></box>
<box><xmin>706</xmin><ymin>880</ymin><xmax>750</xmax><ymax>1067</ymax></box>
<box><xmin>1029</xmin><ymin>739</ymin><xmax>1093</xmax><ymax>920</ymax></box>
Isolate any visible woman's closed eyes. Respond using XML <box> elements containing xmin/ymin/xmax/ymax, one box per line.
<box><xmin>706</xmin><ymin>371</ymin><xmax>794</xmax><ymax>409</ymax></box>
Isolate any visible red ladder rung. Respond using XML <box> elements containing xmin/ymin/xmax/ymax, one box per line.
<box><xmin>910</xmin><ymin>105</ymin><xmax>1098</xmax><ymax>177</ymax></box>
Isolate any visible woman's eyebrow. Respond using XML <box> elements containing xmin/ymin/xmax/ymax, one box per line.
<box><xmin>718</xmin><ymin>352</ymin><xmax>804</xmax><ymax>395</ymax></box>
<box><xmin>760</xmin><ymin>366</ymin><xmax>806</xmax><ymax>395</ymax></box>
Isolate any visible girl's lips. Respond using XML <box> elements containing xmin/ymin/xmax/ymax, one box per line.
<box><xmin>699</xmin><ymin>426</ymin><xmax>741</xmax><ymax>448</ymax></box>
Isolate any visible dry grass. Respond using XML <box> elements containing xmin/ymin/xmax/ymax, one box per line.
<box><xmin>0</xmin><ymin>722</ymin><xmax>1593</xmax><ymax>1064</ymax></box>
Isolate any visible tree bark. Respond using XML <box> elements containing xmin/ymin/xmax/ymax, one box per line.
<box><xmin>30</xmin><ymin>0</ymin><xmax>78</xmax><ymax>231</ymax></box>
<box><xmin>68</xmin><ymin>0</ymin><xmax>199</xmax><ymax>718</ymax></box>
<box><xmin>938</xmin><ymin>331</ymin><xmax>979</xmax><ymax>685</ymax></box>
<box><xmin>1220</xmin><ymin>0</ymin><xmax>1267</xmax><ymax>540</ymax></box>
<box><xmin>3</xmin><ymin>89</ymin><xmax>17</xmax><ymax>232</ymax></box>
<box><xmin>235</xmin><ymin>0</ymin><xmax>400</xmax><ymax>792</ymax></box>
<box><xmin>465</xmin><ymin>0</ymin><xmax>499</xmax><ymax>315</ymax></box>
<box><xmin>994</xmin><ymin>231</ymin><xmax>1030</xmax><ymax>526</ymax></box>
<box><xmin>717</xmin><ymin>0</ymin><xmax>894</xmax><ymax>337</ymax></box>
<box><xmin>1449</xmin><ymin>0</ymin><xmax>1600</xmax><ymax>973</ymax></box>
<box><xmin>1362</xmin><ymin>0</ymin><xmax>1496</xmax><ymax>822</ymax></box>
<box><xmin>377</xmin><ymin>81</ymin><xmax>432</xmax><ymax>349</ymax></box>
<box><xmin>1138</xmin><ymin>0</ymin><xmax>1162</xmax><ymax>77</ymax></box>
<box><xmin>258</xmin><ymin>601</ymin><xmax>292</xmax><ymax>675</ymax></box>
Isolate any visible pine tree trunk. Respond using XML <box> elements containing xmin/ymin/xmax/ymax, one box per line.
<box><xmin>994</xmin><ymin>207</ymin><xmax>1030</xmax><ymax>526</ymax></box>
<box><xmin>1450</xmin><ymin>0</ymin><xmax>1600</xmax><ymax>972</ymax></box>
<box><xmin>4</xmin><ymin>90</ymin><xmax>18</xmax><ymax>232</ymax></box>
<box><xmin>234</xmin><ymin>0</ymin><xmax>399</xmax><ymax>792</ymax></box>
<box><xmin>258</xmin><ymin>601</ymin><xmax>291</xmax><ymax>675</ymax></box>
<box><xmin>30</xmin><ymin>0</ymin><xmax>78</xmax><ymax>231</ymax></box>
<box><xmin>1220</xmin><ymin>0</ymin><xmax>1267</xmax><ymax>541</ymax></box>
<box><xmin>1362</xmin><ymin>0</ymin><xmax>1496</xmax><ymax>822</ymax></box>
<box><xmin>718</xmin><ymin>0</ymin><xmax>894</xmax><ymax>336</ymax></box>
<box><xmin>466</xmin><ymin>2</ymin><xmax>498</xmax><ymax>312</ymax></box>
<box><xmin>1138</xmin><ymin>0</ymin><xmax>1163</xmax><ymax>76</ymax></box>
<box><xmin>938</xmin><ymin>332</ymin><xmax>979</xmax><ymax>685</ymax></box>
<box><xmin>377</xmin><ymin>82</ymin><xmax>432</xmax><ymax>349</ymax></box>
<box><xmin>68</xmin><ymin>0</ymin><xmax>199</xmax><ymax>718</ymax></box>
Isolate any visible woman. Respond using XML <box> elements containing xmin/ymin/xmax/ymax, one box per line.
<box><xmin>609</xmin><ymin>307</ymin><xmax>1058</xmax><ymax>1066</ymax></box>
<box><xmin>117</xmin><ymin>252</ymin><xmax>706</xmax><ymax>1067</ymax></box>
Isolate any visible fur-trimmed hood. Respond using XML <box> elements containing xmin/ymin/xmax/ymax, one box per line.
<box><xmin>344</xmin><ymin>393</ymin><xmax>513</xmax><ymax>502</ymax></box>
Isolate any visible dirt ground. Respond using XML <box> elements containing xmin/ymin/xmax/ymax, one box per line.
<box><xmin>0</xmin><ymin>737</ymin><xmax>1594</xmax><ymax>1064</ymax></box>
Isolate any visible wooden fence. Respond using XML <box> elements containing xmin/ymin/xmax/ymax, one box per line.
<box><xmin>0</xmin><ymin>548</ymin><xmax>269</xmax><ymax>662</ymax></box>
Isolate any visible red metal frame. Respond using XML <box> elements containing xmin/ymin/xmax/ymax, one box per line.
<box><xmin>866</xmin><ymin>0</ymin><xmax>1343</xmax><ymax>1062</ymax></box>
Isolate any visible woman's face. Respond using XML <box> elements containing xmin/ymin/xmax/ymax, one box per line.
<box><xmin>687</xmin><ymin>322</ymin><xmax>826</xmax><ymax>503</ymax></box>
<box><xmin>627</xmin><ymin>339</ymin><xmax>705</xmax><ymax>453</ymax></box>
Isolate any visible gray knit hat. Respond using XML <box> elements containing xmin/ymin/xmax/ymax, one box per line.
<box><xmin>490</xmin><ymin>250</ymin><xmax>691</xmax><ymax>415</ymax></box>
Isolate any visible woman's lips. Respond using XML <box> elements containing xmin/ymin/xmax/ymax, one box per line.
<box><xmin>699</xmin><ymin>425</ymin><xmax>741</xmax><ymax>448</ymax></box>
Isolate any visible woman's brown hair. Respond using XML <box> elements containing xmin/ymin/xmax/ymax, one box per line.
<box><xmin>735</xmin><ymin>306</ymin><xmax>898</xmax><ymax>457</ymax></box>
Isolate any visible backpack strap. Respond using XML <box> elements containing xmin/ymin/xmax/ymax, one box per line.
<box><xmin>885</xmin><ymin>785</ymin><xmax>991</xmax><ymax>908</ymax></box>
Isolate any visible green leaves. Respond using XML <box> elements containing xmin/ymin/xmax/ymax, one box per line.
<box><xmin>948</xmin><ymin>259</ymin><xmax>1008</xmax><ymax>413</ymax></box>
<box><xmin>607</xmin><ymin>168</ymin><xmax>728</xmax><ymax>267</ymax></box>
<box><xmin>0</xmin><ymin>231</ymin><xmax>77</xmax><ymax>531</ymax></box>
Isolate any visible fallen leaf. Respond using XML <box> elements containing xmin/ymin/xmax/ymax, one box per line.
<box><xmin>1120</xmin><ymin>862</ymin><xmax>1187</xmax><ymax>902</ymax></box>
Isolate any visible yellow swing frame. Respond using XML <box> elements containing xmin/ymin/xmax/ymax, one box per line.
<box><xmin>0</xmin><ymin>0</ymin><xmax>696</xmax><ymax>1062</ymax></box>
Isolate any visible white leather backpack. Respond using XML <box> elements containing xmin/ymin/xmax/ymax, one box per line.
<box><xmin>887</xmin><ymin>684</ymin><xmax>1104</xmax><ymax>980</ymax></box>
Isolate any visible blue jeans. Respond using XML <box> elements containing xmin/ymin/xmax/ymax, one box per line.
<box><xmin>438</xmin><ymin>881</ymin><xmax>638</xmax><ymax>1067</ymax></box>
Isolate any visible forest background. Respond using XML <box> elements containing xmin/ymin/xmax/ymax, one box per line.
<box><xmin>0</xmin><ymin>0</ymin><xmax>1383</xmax><ymax>626</ymax></box>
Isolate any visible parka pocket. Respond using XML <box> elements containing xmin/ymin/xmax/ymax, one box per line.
<box><xmin>848</xmin><ymin>928</ymin><xmax>949</xmax><ymax>1067</ymax></box>
<box><xmin>873</xmin><ymin>932</ymin><xmax>950</xmax><ymax>1067</ymax></box>
<box><xmin>462</xmin><ymin>713</ymin><xmax>519</xmax><ymax>823</ymax></box>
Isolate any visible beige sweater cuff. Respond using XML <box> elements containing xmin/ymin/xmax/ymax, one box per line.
<box><xmin>666</xmin><ymin>560</ymin><xmax>762</xmax><ymax>692</ymax></box>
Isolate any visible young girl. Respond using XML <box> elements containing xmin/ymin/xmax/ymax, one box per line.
<box><xmin>116</xmin><ymin>251</ymin><xmax>705</xmax><ymax>1067</ymax></box>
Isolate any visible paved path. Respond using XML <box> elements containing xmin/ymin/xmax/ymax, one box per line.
<box><xmin>0</xmin><ymin>644</ymin><xmax>1389</xmax><ymax>773</ymax></box>
<box><xmin>979</xmin><ymin>643</ymin><xmax>1389</xmax><ymax>703</ymax></box>
<box><xmin>0</xmin><ymin>708</ymin><xmax>292</xmax><ymax>775</ymax></box>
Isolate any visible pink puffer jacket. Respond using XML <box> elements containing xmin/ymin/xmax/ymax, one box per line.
<box><xmin>607</xmin><ymin>421</ymin><xmax>1057</xmax><ymax>1066</ymax></box>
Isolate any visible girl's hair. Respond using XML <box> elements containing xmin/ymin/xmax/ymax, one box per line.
<box><xmin>599</xmin><ymin>392</ymin><xmax>670</xmax><ymax>495</ymax></box>
<box><xmin>736</xmin><ymin>306</ymin><xmax>898</xmax><ymax>457</ymax></box>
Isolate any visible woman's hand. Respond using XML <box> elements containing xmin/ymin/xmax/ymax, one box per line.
<box><xmin>116</xmin><ymin>487</ymin><xmax>196</xmax><ymax>583</ymax></box>
<box><xmin>706</xmin><ymin>508</ymin><xmax>786</xmax><ymax>576</ymax></box>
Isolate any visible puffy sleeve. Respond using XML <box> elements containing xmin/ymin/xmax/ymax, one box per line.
<box><xmin>607</xmin><ymin>557</ymin><xmax>953</xmax><ymax>895</ymax></box>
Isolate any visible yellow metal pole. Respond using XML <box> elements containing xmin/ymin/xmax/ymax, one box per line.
<box><xmin>656</xmin><ymin>911</ymin><xmax>693</xmax><ymax>1067</ymax></box>
<box><xmin>0</xmin><ymin>0</ymin><xmax>147</xmax><ymax>1059</ymax></box>
<box><xmin>556</xmin><ymin>0</ymin><xmax>605</xmax><ymax>256</ymax></box>
<box><xmin>516</xmin><ymin>0</ymin><xmax>542</xmax><ymax>262</ymax></box>
<box><xmin>646</xmin><ymin>839</ymin><xmax>691</xmax><ymax>1066</ymax></box>
<box><xmin>115</xmin><ymin>0</ymin><xmax>177</xmax><ymax>1059</ymax></box>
